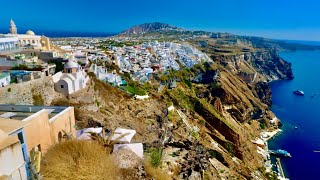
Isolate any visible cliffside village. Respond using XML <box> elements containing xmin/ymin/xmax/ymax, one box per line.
<box><xmin>0</xmin><ymin>19</ymin><xmax>288</xmax><ymax>180</ymax></box>
<box><xmin>0</xmin><ymin>20</ymin><xmax>214</xmax><ymax>179</ymax></box>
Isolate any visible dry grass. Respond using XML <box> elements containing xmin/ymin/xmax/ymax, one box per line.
<box><xmin>41</xmin><ymin>140</ymin><xmax>120</xmax><ymax>180</ymax></box>
<box><xmin>144</xmin><ymin>159</ymin><xmax>172</xmax><ymax>180</ymax></box>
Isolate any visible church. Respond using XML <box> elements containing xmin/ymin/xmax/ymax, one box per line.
<box><xmin>0</xmin><ymin>19</ymin><xmax>51</xmax><ymax>52</ymax></box>
<box><xmin>52</xmin><ymin>58</ymin><xmax>89</xmax><ymax>95</ymax></box>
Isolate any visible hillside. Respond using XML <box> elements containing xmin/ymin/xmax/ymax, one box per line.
<box><xmin>3</xmin><ymin>23</ymin><xmax>303</xmax><ymax>179</ymax></box>
<box><xmin>119</xmin><ymin>22</ymin><xmax>320</xmax><ymax>51</ymax></box>
<box><xmin>121</xmin><ymin>22</ymin><xmax>182</xmax><ymax>35</ymax></box>
<box><xmin>47</xmin><ymin>60</ymin><xmax>282</xmax><ymax>179</ymax></box>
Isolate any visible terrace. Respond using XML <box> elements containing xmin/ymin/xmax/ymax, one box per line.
<box><xmin>0</xmin><ymin>104</ymin><xmax>69</xmax><ymax>121</ymax></box>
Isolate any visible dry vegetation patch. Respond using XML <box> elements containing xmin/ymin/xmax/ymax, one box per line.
<box><xmin>41</xmin><ymin>140</ymin><xmax>120</xmax><ymax>180</ymax></box>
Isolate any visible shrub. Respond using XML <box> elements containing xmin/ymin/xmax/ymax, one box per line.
<box><xmin>208</xmin><ymin>149</ymin><xmax>217</xmax><ymax>158</ymax></box>
<box><xmin>266</xmin><ymin>172</ymin><xmax>278</xmax><ymax>180</ymax></box>
<box><xmin>10</xmin><ymin>77</ymin><xmax>17</xmax><ymax>83</ymax></box>
<box><xmin>7</xmin><ymin>88</ymin><xmax>11</xmax><ymax>92</ymax></box>
<box><xmin>260</xmin><ymin>122</ymin><xmax>266</xmax><ymax>129</ymax></box>
<box><xmin>32</xmin><ymin>94</ymin><xmax>44</xmax><ymax>106</ymax></box>
<box><xmin>183</xmin><ymin>79</ymin><xmax>192</xmax><ymax>88</ymax></box>
<box><xmin>198</xmin><ymin>119</ymin><xmax>206</xmax><ymax>126</ymax></box>
<box><xmin>95</xmin><ymin>99</ymin><xmax>100</xmax><ymax>107</ymax></box>
<box><xmin>144</xmin><ymin>159</ymin><xmax>172</xmax><ymax>180</ymax></box>
<box><xmin>149</xmin><ymin>148</ymin><xmax>163</xmax><ymax>167</ymax></box>
<box><xmin>225</xmin><ymin>142</ymin><xmax>235</xmax><ymax>156</ymax></box>
<box><xmin>50</xmin><ymin>98</ymin><xmax>70</xmax><ymax>106</ymax></box>
<box><xmin>190</xmin><ymin>130</ymin><xmax>199</xmax><ymax>139</ymax></box>
<box><xmin>127</xmin><ymin>85</ymin><xmax>147</xmax><ymax>96</ymax></box>
<box><xmin>11</xmin><ymin>64</ymin><xmax>29</xmax><ymax>70</ymax></box>
<box><xmin>48</xmin><ymin>60</ymin><xmax>64</xmax><ymax>73</ymax></box>
<box><xmin>41</xmin><ymin>140</ymin><xmax>120</xmax><ymax>180</ymax></box>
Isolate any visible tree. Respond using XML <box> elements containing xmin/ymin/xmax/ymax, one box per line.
<box><xmin>11</xmin><ymin>64</ymin><xmax>29</xmax><ymax>70</ymax></box>
<box><xmin>49</xmin><ymin>60</ymin><xmax>64</xmax><ymax>73</ymax></box>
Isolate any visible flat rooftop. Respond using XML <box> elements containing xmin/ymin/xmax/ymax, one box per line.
<box><xmin>0</xmin><ymin>105</ymin><xmax>68</xmax><ymax>121</ymax></box>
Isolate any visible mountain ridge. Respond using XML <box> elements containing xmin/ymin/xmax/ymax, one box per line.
<box><xmin>120</xmin><ymin>22</ymin><xmax>183</xmax><ymax>35</ymax></box>
<box><xmin>119</xmin><ymin>22</ymin><xmax>320</xmax><ymax>51</ymax></box>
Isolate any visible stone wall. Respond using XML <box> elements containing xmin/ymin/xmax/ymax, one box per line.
<box><xmin>0</xmin><ymin>76</ymin><xmax>64</xmax><ymax>105</ymax></box>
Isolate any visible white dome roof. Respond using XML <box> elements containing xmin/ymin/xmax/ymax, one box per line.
<box><xmin>64</xmin><ymin>61</ymin><xmax>79</xmax><ymax>69</ymax></box>
<box><xmin>26</xmin><ymin>30</ymin><xmax>35</xmax><ymax>36</ymax></box>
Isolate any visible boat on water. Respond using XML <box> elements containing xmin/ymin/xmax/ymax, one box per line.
<box><xmin>293</xmin><ymin>90</ymin><xmax>304</xmax><ymax>96</ymax></box>
<box><xmin>269</xmin><ymin>149</ymin><xmax>292</xmax><ymax>157</ymax></box>
<box><xmin>314</xmin><ymin>150</ymin><xmax>320</xmax><ymax>153</ymax></box>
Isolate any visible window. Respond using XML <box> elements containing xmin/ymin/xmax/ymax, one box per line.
<box><xmin>61</xmin><ymin>85</ymin><xmax>64</xmax><ymax>88</ymax></box>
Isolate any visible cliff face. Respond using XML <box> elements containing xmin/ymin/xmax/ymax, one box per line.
<box><xmin>159</xmin><ymin>62</ymin><xmax>282</xmax><ymax>179</ymax></box>
<box><xmin>251</xmin><ymin>82</ymin><xmax>272</xmax><ymax>107</ymax></box>
<box><xmin>48</xmin><ymin>66</ymin><xmax>273</xmax><ymax>179</ymax></box>
<box><xmin>212</xmin><ymin>50</ymin><xmax>294</xmax><ymax>82</ymax></box>
<box><xmin>243</xmin><ymin>51</ymin><xmax>294</xmax><ymax>81</ymax></box>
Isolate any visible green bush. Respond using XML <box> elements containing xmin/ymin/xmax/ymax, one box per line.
<box><xmin>260</xmin><ymin>122</ymin><xmax>266</xmax><ymax>129</ymax></box>
<box><xmin>190</xmin><ymin>130</ymin><xmax>199</xmax><ymax>139</ymax></box>
<box><xmin>95</xmin><ymin>99</ymin><xmax>100</xmax><ymax>107</ymax></box>
<box><xmin>225</xmin><ymin>142</ymin><xmax>235</xmax><ymax>156</ymax></box>
<box><xmin>183</xmin><ymin>79</ymin><xmax>192</xmax><ymax>88</ymax></box>
<box><xmin>10</xmin><ymin>77</ymin><xmax>17</xmax><ymax>83</ymax></box>
<box><xmin>149</xmin><ymin>148</ymin><xmax>163</xmax><ymax>167</ymax></box>
<box><xmin>127</xmin><ymin>85</ymin><xmax>146</xmax><ymax>96</ymax></box>
<box><xmin>49</xmin><ymin>60</ymin><xmax>64</xmax><ymax>73</ymax></box>
<box><xmin>7</xmin><ymin>88</ymin><xmax>11</xmax><ymax>92</ymax></box>
<box><xmin>208</xmin><ymin>149</ymin><xmax>217</xmax><ymax>158</ymax></box>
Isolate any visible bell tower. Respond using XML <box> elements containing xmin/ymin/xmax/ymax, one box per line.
<box><xmin>9</xmin><ymin>19</ymin><xmax>17</xmax><ymax>34</ymax></box>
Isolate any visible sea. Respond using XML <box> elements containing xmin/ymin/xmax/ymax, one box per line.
<box><xmin>269</xmin><ymin>49</ymin><xmax>320</xmax><ymax>179</ymax></box>
<box><xmin>0</xmin><ymin>28</ymin><xmax>116</xmax><ymax>38</ymax></box>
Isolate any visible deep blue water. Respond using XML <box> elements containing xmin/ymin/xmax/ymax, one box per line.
<box><xmin>283</xmin><ymin>40</ymin><xmax>320</xmax><ymax>46</ymax></box>
<box><xmin>269</xmin><ymin>50</ymin><xmax>320</xmax><ymax>179</ymax></box>
<box><xmin>0</xmin><ymin>28</ymin><xmax>116</xmax><ymax>38</ymax></box>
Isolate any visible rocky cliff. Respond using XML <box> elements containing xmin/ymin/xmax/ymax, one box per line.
<box><xmin>211</xmin><ymin>50</ymin><xmax>294</xmax><ymax>82</ymax></box>
<box><xmin>50</xmin><ymin>46</ymin><xmax>286</xmax><ymax>179</ymax></box>
<box><xmin>157</xmin><ymin>62</ymin><xmax>281</xmax><ymax>179</ymax></box>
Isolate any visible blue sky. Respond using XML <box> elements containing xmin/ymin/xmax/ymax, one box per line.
<box><xmin>1</xmin><ymin>0</ymin><xmax>320</xmax><ymax>40</ymax></box>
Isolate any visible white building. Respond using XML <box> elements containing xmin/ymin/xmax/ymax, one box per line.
<box><xmin>0</xmin><ymin>72</ymin><xmax>11</xmax><ymax>87</ymax></box>
<box><xmin>53</xmin><ymin>61</ymin><xmax>89</xmax><ymax>95</ymax></box>
<box><xmin>2</xmin><ymin>19</ymin><xmax>51</xmax><ymax>50</ymax></box>
<box><xmin>14</xmin><ymin>31</ymin><xmax>42</xmax><ymax>48</ymax></box>
<box><xmin>90</xmin><ymin>64</ymin><xmax>123</xmax><ymax>86</ymax></box>
<box><xmin>0</xmin><ymin>36</ymin><xmax>19</xmax><ymax>54</ymax></box>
